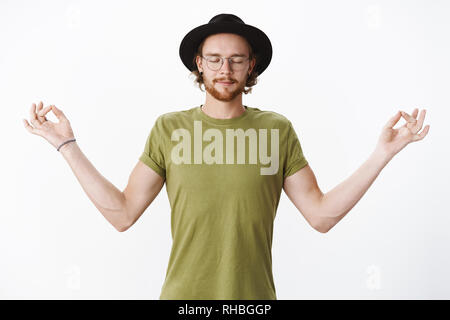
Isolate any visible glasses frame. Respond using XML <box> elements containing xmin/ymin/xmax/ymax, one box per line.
<box><xmin>201</xmin><ymin>55</ymin><xmax>250</xmax><ymax>71</ymax></box>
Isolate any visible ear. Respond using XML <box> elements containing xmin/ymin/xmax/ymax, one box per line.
<box><xmin>195</xmin><ymin>55</ymin><xmax>204</xmax><ymax>73</ymax></box>
<box><xmin>249</xmin><ymin>56</ymin><xmax>256</xmax><ymax>74</ymax></box>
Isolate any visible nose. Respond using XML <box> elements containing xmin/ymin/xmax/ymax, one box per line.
<box><xmin>219</xmin><ymin>58</ymin><xmax>232</xmax><ymax>73</ymax></box>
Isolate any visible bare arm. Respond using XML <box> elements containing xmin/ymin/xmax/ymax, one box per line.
<box><xmin>59</xmin><ymin>143</ymin><xmax>165</xmax><ymax>232</ymax></box>
<box><xmin>318</xmin><ymin>150</ymin><xmax>390</xmax><ymax>227</ymax></box>
<box><xmin>122</xmin><ymin>160</ymin><xmax>165</xmax><ymax>230</ymax></box>
<box><xmin>283</xmin><ymin>164</ymin><xmax>325</xmax><ymax>233</ymax></box>
<box><xmin>23</xmin><ymin>101</ymin><xmax>165</xmax><ymax>232</ymax></box>
<box><xmin>284</xmin><ymin>108</ymin><xmax>429</xmax><ymax>233</ymax></box>
<box><xmin>283</xmin><ymin>151</ymin><xmax>389</xmax><ymax>233</ymax></box>
<box><xmin>59</xmin><ymin>141</ymin><xmax>131</xmax><ymax>231</ymax></box>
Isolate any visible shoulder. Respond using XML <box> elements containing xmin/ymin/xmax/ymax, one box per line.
<box><xmin>156</xmin><ymin>107</ymin><xmax>196</xmax><ymax>124</ymax></box>
<box><xmin>150</xmin><ymin>108</ymin><xmax>195</xmax><ymax>133</ymax></box>
<box><xmin>249</xmin><ymin>106</ymin><xmax>293</xmax><ymax>128</ymax></box>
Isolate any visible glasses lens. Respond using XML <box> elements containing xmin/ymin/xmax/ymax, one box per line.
<box><xmin>230</xmin><ymin>57</ymin><xmax>246</xmax><ymax>71</ymax></box>
<box><xmin>206</xmin><ymin>57</ymin><xmax>222</xmax><ymax>71</ymax></box>
<box><xmin>205</xmin><ymin>57</ymin><xmax>248</xmax><ymax>71</ymax></box>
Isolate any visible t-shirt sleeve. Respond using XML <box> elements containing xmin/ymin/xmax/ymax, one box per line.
<box><xmin>283</xmin><ymin>121</ymin><xmax>308</xmax><ymax>179</ymax></box>
<box><xmin>139</xmin><ymin>116</ymin><xmax>166</xmax><ymax>178</ymax></box>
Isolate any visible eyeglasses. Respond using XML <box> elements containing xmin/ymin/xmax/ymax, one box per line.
<box><xmin>201</xmin><ymin>55</ymin><xmax>250</xmax><ymax>71</ymax></box>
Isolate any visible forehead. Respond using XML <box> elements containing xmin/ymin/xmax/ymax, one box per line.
<box><xmin>202</xmin><ymin>33</ymin><xmax>250</xmax><ymax>55</ymax></box>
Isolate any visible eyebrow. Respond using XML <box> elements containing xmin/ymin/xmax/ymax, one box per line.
<box><xmin>203</xmin><ymin>53</ymin><xmax>247</xmax><ymax>57</ymax></box>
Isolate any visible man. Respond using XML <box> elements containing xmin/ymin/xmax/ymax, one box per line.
<box><xmin>23</xmin><ymin>13</ymin><xmax>429</xmax><ymax>300</ymax></box>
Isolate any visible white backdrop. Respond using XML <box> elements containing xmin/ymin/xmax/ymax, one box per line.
<box><xmin>1</xmin><ymin>0</ymin><xmax>449</xmax><ymax>299</ymax></box>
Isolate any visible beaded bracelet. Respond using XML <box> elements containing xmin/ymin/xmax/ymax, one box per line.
<box><xmin>57</xmin><ymin>138</ymin><xmax>76</xmax><ymax>152</ymax></box>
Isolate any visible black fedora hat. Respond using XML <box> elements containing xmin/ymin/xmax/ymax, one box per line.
<box><xmin>179</xmin><ymin>13</ymin><xmax>273</xmax><ymax>76</ymax></box>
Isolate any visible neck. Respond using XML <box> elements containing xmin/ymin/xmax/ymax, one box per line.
<box><xmin>201</xmin><ymin>97</ymin><xmax>245</xmax><ymax>119</ymax></box>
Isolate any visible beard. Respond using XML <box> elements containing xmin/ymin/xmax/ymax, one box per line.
<box><xmin>204</xmin><ymin>77</ymin><xmax>247</xmax><ymax>102</ymax></box>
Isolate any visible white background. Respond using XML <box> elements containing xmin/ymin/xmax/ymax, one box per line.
<box><xmin>1</xmin><ymin>0</ymin><xmax>449</xmax><ymax>299</ymax></box>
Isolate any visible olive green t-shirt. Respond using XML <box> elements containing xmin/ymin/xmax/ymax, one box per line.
<box><xmin>139</xmin><ymin>104</ymin><xmax>308</xmax><ymax>300</ymax></box>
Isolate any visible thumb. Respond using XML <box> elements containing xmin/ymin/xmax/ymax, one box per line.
<box><xmin>51</xmin><ymin>105</ymin><xmax>68</xmax><ymax>121</ymax></box>
<box><xmin>383</xmin><ymin>110</ymin><xmax>401</xmax><ymax>130</ymax></box>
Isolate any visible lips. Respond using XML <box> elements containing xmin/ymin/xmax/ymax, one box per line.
<box><xmin>217</xmin><ymin>80</ymin><xmax>234</xmax><ymax>85</ymax></box>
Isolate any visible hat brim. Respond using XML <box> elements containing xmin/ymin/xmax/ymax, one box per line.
<box><xmin>179</xmin><ymin>22</ymin><xmax>272</xmax><ymax>76</ymax></box>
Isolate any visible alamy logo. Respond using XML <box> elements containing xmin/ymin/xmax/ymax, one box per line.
<box><xmin>170</xmin><ymin>121</ymin><xmax>279</xmax><ymax>175</ymax></box>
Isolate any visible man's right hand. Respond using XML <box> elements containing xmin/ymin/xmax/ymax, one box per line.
<box><xmin>23</xmin><ymin>101</ymin><xmax>76</xmax><ymax>150</ymax></box>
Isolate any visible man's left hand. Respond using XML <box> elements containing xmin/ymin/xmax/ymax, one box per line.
<box><xmin>375</xmin><ymin>108</ymin><xmax>430</xmax><ymax>160</ymax></box>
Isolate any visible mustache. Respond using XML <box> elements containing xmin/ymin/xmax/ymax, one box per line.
<box><xmin>215</xmin><ymin>79</ymin><xmax>235</xmax><ymax>82</ymax></box>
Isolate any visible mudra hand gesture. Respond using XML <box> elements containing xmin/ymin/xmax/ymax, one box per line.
<box><xmin>376</xmin><ymin>108</ymin><xmax>430</xmax><ymax>159</ymax></box>
<box><xmin>22</xmin><ymin>101</ymin><xmax>76</xmax><ymax>150</ymax></box>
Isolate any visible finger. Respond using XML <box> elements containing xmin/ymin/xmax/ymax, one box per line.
<box><xmin>413</xmin><ymin>124</ymin><xmax>430</xmax><ymax>142</ymax></box>
<box><xmin>384</xmin><ymin>111</ymin><xmax>402</xmax><ymax>129</ymax></box>
<box><xmin>36</xmin><ymin>101</ymin><xmax>43</xmax><ymax>114</ymax></box>
<box><xmin>36</xmin><ymin>101</ymin><xmax>48</xmax><ymax>124</ymax></box>
<box><xmin>29</xmin><ymin>103</ymin><xmax>42</xmax><ymax>127</ymax></box>
<box><xmin>51</xmin><ymin>105</ymin><xmax>68</xmax><ymax>122</ymax></box>
<box><xmin>29</xmin><ymin>103</ymin><xmax>36</xmax><ymax>119</ymax></box>
<box><xmin>38</xmin><ymin>105</ymin><xmax>52</xmax><ymax>119</ymax></box>
<box><xmin>400</xmin><ymin>111</ymin><xmax>417</xmax><ymax>124</ymax></box>
<box><xmin>411</xmin><ymin>108</ymin><xmax>419</xmax><ymax>119</ymax></box>
<box><xmin>23</xmin><ymin>118</ymin><xmax>40</xmax><ymax>135</ymax></box>
<box><xmin>412</xmin><ymin>109</ymin><xmax>426</xmax><ymax>133</ymax></box>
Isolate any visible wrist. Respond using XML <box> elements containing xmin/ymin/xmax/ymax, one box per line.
<box><xmin>58</xmin><ymin>139</ymin><xmax>78</xmax><ymax>155</ymax></box>
<box><xmin>371</xmin><ymin>146</ymin><xmax>393</xmax><ymax>167</ymax></box>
